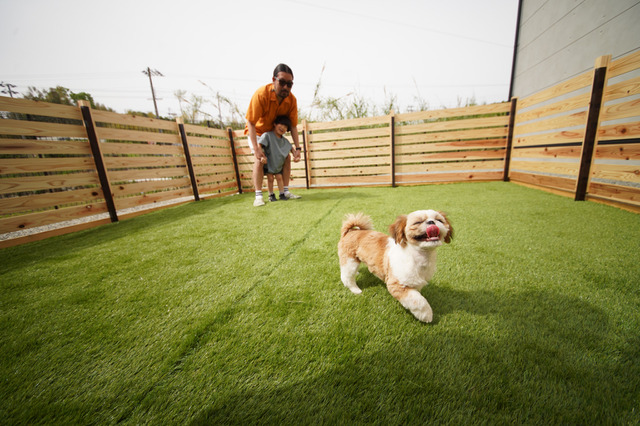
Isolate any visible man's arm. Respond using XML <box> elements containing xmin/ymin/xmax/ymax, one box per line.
<box><xmin>290</xmin><ymin>126</ymin><xmax>301</xmax><ymax>162</ymax></box>
<box><xmin>247</xmin><ymin>121</ymin><xmax>266</xmax><ymax>162</ymax></box>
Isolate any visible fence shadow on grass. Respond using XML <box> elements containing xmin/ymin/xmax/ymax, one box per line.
<box><xmin>189</xmin><ymin>286</ymin><xmax>637</xmax><ymax>424</ymax></box>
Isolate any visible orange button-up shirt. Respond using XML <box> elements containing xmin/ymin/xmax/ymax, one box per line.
<box><xmin>244</xmin><ymin>83</ymin><xmax>298</xmax><ymax>136</ymax></box>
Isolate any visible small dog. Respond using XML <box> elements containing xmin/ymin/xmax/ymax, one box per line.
<box><xmin>338</xmin><ymin>210</ymin><xmax>453</xmax><ymax>323</ymax></box>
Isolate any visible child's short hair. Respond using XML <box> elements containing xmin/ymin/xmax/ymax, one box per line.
<box><xmin>274</xmin><ymin>115</ymin><xmax>291</xmax><ymax>132</ymax></box>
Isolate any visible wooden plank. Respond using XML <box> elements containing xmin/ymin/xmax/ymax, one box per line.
<box><xmin>395</xmin><ymin>102</ymin><xmax>510</xmax><ymax>122</ymax></box>
<box><xmin>517</xmin><ymin>72</ymin><xmax>592</xmax><ymax>110</ymax></box>
<box><xmin>187</xmin><ymin>145</ymin><xmax>234</xmax><ymax>156</ymax></box>
<box><xmin>0</xmin><ymin>202</ymin><xmax>108</xmax><ymax>233</ymax></box>
<box><xmin>96</xmin><ymin>127</ymin><xmax>181</xmax><ymax>144</ymax></box>
<box><xmin>395</xmin><ymin>171</ymin><xmax>503</xmax><ymax>184</ymax></box>
<box><xmin>509</xmin><ymin>171</ymin><xmax>577</xmax><ymax>192</ymax></box>
<box><xmin>307</xmin><ymin>115</ymin><xmax>388</xmax><ymax>131</ymax></box>
<box><xmin>192</xmin><ymin>163</ymin><xmax>236</xmax><ymax>175</ymax></box>
<box><xmin>597</xmin><ymin>123</ymin><xmax>640</xmax><ymax>141</ymax></box>
<box><xmin>99</xmin><ymin>141</ymin><xmax>185</xmax><ymax>156</ymax></box>
<box><xmin>310</xmin><ymin>137</ymin><xmax>389</xmax><ymax>151</ymax></box>
<box><xmin>91</xmin><ymin>109</ymin><xmax>178</xmax><ymax>131</ymax></box>
<box><xmin>512</xmin><ymin>145</ymin><xmax>582</xmax><ymax>159</ymax></box>
<box><xmin>591</xmin><ymin>163</ymin><xmax>640</xmax><ymax>183</ymax></box>
<box><xmin>311</xmin><ymin>175</ymin><xmax>390</xmax><ymax>186</ymax></box>
<box><xmin>603</xmin><ymin>75</ymin><xmax>640</xmax><ymax>102</ymax></box>
<box><xmin>395</xmin><ymin>139</ymin><xmax>506</xmax><ymax>154</ymax></box>
<box><xmin>0</xmin><ymin>157</ymin><xmax>96</xmax><ymax>174</ymax></box>
<box><xmin>395</xmin><ymin>149</ymin><xmax>506</xmax><ymax>163</ymax></box>
<box><xmin>112</xmin><ymin>177</ymin><xmax>192</xmax><ymax>197</ymax></box>
<box><xmin>114</xmin><ymin>187</ymin><xmax>195</xmax><ymax>210</ymax></box>
<box><xmin>0</xmin><ymin>118</ymin><xmax>87</xmax><ymax>138</ymax></box>
<box><xmin>183</xmin><ymin>123</ymin><xmax>229</xmax><ymax>138</ymax></box>
<box><xmin>0</xmin><ymin>171</ymin><xmax>100</xmax><ymax>195</ymax></box>
<box><xmin>313</xmin><ymin>165</ymin><xmax>389</xmax><ymax>177</ymax></box>
<box><xmin>183</xmin><ymin>135</ymin><xmax>231</xmax><ymax>148</ymax></box>
<box><xmin>0</xmin><ymin>96</ymin><xmax>83</xmax><ymax>120</ymax></box>
<box><xmin>196</xmin><ymin>181</ymin><xmax>238</xmax><ymax>194</ymax></box>
<box><xmin>311</xmin><ymin>156</ymin><xmax>389</xmax><ymax>168</ymax></box>
<box><xmin>515</xmin><ymin>92</ymin><xmax>590</xmax><ymax>124</ymax></box>
<box><xmin>600</xmin><ymin>98</ymin><xmax>640</xmax><ymax>122</ymax></box>
<box><xmin>0</xmin><ymin>218</ymin><xmax>113</xmax><ymax>250</ymax></box>
<box><xmin>607</xmin><ymin>49</ymin><xmax>640</xmax><ymax>79</ymax></box>
<box><xmin>309</xmin><ymin>127</ymin><xmax>389</xmax><ymax>142</ymax></box>
<box><xmin>0</xmin><ymin>187</ymin><xmax>104</xmax><ymax>215</ymax></box>
<box><xmin>395</xmin><ymin>127</ymin><xmax>508</xmax><ymax>143</ymax></box>
<box><xmin>310</xmin><ymin>146</ymin><xmax>390</xmax><ymax>160</ymax></box>
<box><xmin>393</xmin><ymin>116</ymin><xmax>508</xmax><ymax>136</ymax></box>
<box><xmin>513</xmin><ymin>129</ymin><xmax>584</xmax><ymax>147</ymax></box>
<box><xmin>107</xmin><ymin>166</ymin><xmax>189</xmax><ymax>181</ymax></box>
<box><xmin>396</xmin><ymin>160</ymin><xmax>504</xmax><ymax>174</ymax></box>
<box><xmin>194</xmin><ymin>173</ymin><xmax>236</xmax><ymax>186</ymax></box>
<box><xmin>191</xmin><ymin>156</ymin><xmax>234</xmax><ymax>167</ymax></box>
<box><xmin>513</xmin><ymin>110</ymin><xmax>586</xmax><ymax>136</ymax></box>
<box><xmin>510</xmin><ymin>159</ymin><xmax>579</xmax><ymax>176</ymax></box>
<box><xmin>587</xmin><ymin>181</ymin><xmax>640</xmax><ymax>205</ymax></box>
<box><xmin>0</xmin><ymin>139</ymin><xmax>92</xmax><ymax>155</ymax></box>
<box><xmin>595</xmin><ymin>143</ymin><xmax>640</xmax><ymax>160</ymax></box>
<box><xmin>103</xmin><ymin>156</ymin><xmax>187</xmax><ymax>169</ymax></box>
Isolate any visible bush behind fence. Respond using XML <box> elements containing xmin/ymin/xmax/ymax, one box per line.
<box><xmin>2</xmin><ymin>52</ymin><xmax>639</xmax><ymax>247</ymax></box>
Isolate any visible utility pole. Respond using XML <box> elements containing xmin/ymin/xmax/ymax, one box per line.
<box><xmin>142</xmin><ymin>67</ymin><xmax>163</xmax><ymax>118</ymax></box>
<box><xmin>1</xmin><ymin>82</ymin><xmax>18</xmax><ymax>98</ymax></box>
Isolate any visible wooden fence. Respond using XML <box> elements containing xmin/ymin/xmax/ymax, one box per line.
<box><xmin>509</xmin><ymin>51</ymin><xmax>640</xmax><ymax>209</ymax></box>
<box><xmin>1</xmin><ymin>51</ymin><xmax>639</xmax><ymax>248</ymax></box>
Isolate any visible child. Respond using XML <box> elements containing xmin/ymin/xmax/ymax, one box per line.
<box><xmin>258</xmin><ymin>115</ymin><xmax>297</xmax><ymax>202</ymax></box>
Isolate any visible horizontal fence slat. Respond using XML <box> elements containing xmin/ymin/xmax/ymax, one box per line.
<box><xmin>0</xmin><ymin>118</ymin><xmax>87</xmax><ymax>138</ymax></box>
<box><xmin>0</xmin><ymin>171</ymin><xmax>100</xmax><ymax>195</ymax></box>
<box><xmin>0</xmin><ymin>97</ymin><xmax>83</xmax><ymax>120</ymax></box>
<box><xmin>0</xmin><ymin>139</ymin><xmax>92</xmax><ymax>155</ymax></box>
<box><xmin>0</xmin><ymin>157</ymin><xmax>96</xmax><ymax>174</ymax></box>
<box><xmin>511</xmin><ymin>159</ymin><xmax>579</xmax><ymax>176</ymax></box>
<box><xmin>96</xmin><ymin>127</ymin><xmax>181</xmax><ymax>144</ymax></box>
<box><xmin>91</xmin><ymin>109</ymin><xmax>178</xmax><ymax>131</ymax></box>
<box><xmin>591</xmin><ymin>163</ymin><xmax>640</xmax><ymax>184</ymax></box>
<box><xmin>1</xmin><ymin>187</ymin><xmax>105</xmax><ymax>215</ymax></box>
<box><xmin>517</xmin><ymin>72</ymin><xmax>593</xmax><ymax>110</ymax></box>
<box><xmin>595</xmin><ymin>143</ymin><xmax>640</xmax><ymax>160</ymax></box>
<box><xmin>0</xmin><ymin>202</ymin><xmax>108</xmax><ymax>234</ymax></box>
<box><xmin>395</xmin><ymin>139</ymin><xmax>506</xmax><ymax>154</ymax></box>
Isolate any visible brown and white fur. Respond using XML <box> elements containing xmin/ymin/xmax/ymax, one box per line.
<box><xmin>338</xmin><ymin>210</ymin><xmax>453</xmax><ymax>323</ymax></box>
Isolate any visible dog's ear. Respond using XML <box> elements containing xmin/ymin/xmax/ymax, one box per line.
<box><xmin>440</xmin><ymin>211</ymin><xmax>453</xmax><ymax>244</ymax></box>
<box><xmin>389</xmin><ymin>215</ymin><xmax>408</xmax><ymax>247</ymax></box>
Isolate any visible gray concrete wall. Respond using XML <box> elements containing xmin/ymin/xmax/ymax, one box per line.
<box><xmin>510</xmin><ymin>0</ymin><xmax>640</xmax><ymax>99</ymax></box>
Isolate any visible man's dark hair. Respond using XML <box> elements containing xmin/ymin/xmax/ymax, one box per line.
<box><xmin>273</xmin><ymin>63</ymin><xmax>294</xmax><ymax>79</ymax></box>
<box><xmin>274</xmin><ymin>115</ymin><xmax>291</xmax><ymax>131</ymax></box>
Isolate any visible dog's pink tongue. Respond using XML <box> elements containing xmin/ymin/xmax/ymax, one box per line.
<box><xmin>426</xmin><ymin>225</ymin><xmax>440</xmax><ymax>238</ymax></box>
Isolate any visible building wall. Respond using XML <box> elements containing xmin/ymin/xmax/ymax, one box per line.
<box><xmin>510</xmin><ymin>0</ymin><xmax>640</xmax><ymax>99</ymax></box>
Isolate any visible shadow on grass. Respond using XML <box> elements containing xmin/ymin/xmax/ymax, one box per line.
<box><xmin>191</xmin><ymin>286</ymin><xmax>639</xmax><ymax>424</ymax></box>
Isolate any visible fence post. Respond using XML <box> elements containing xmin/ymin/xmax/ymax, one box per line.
<box><xmin>575</xmin><ymin>55</ymin><xmax>610</xmax><ymax>201</ymax></box>
<box><xmin>303</xmin><ymin>120</ymin><xmax>312</xmax><ymax>189</ymax></box>
<box><xmin>176</xmin><ymin>118</ymin><xmax>200</xmax><ymax>201</ymax></box>
<box><xmin>503</xmin><ymin>97</ymin><xmax>518</xmax><ymax>181</ymax></box>
<box><xmin>301</xmin><ymin>120</ymin><xmax>310</xmax><ymax>189</ymax></box>
<box><xmin>390</xmin><ymin>111</ymin><xmax>396</xmax><ymax>187</ymax></box>
<box><xmin>78</xmin><ymin>100</ymin><xmax>118</xmax><ymax>222</ymax></box>
<box><xmin>227</xmin><ymin>128</ymin><xmax>242</xmax><ymax>194</ymax></box>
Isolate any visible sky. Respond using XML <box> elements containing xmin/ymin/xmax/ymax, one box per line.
<box><xmin>0</xmin><ymin>0</ymin><xmax>519</xmax><ymax>122</ymax></box>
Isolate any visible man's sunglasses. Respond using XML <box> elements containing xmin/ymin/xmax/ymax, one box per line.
<box><xmin>276</xmin><ymin>78</ymin><xmax>294</xmax><ymax>88</ymax></box>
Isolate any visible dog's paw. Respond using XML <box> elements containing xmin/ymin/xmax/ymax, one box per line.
<box><xmin>348</xmin><ymin>286</ymin><xmax>363</xmax><ymax>295</ymax></box>
<box><xmin>412</xmin><ymin>305</ymin><xmax>433</xmax><ymax>323</ymax></box>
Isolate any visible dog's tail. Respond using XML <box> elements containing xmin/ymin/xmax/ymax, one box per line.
<box><xmin>341</xmin><ymin>213</ymin><xmax>374</xmax><ymax>237</ymax></box>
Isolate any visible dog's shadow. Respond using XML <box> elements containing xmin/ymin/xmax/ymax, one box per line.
<box><xmin>356</xmin><ymin>267</ymin><xmax>387</xmax><ymax>290</ymax></box>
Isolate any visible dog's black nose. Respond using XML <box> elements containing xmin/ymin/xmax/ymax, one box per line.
<box><xmin>426</xmin><ymin>220</ymin><xmax>435</xmax><ymax>225</ymax></box>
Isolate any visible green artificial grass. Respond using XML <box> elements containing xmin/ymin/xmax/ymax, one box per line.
<box><xmin>1</xmin><ymin>182</ymin><xmax>639</xmax><ymax>424</ymax></box>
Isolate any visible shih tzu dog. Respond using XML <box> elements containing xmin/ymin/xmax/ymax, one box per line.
<box><xmin>338</xmin><ymin>210</ymin><xmax>453</xmax><ymax>323</ymax></box>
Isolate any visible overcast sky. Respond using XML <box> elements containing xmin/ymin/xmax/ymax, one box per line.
<box><xmin>0</xmin><ymin>0</ymin><xmax>519</xmax><ymax>121</ymax></box>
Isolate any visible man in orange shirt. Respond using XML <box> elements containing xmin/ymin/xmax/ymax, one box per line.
<box><xmin>245</xmin><ymin>63</ymin><xmax>302</xmax><ymax>207</ymax></box>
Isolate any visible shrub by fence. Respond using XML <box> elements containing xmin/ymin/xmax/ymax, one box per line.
<box><xmin>1</xmin><ymin>51</ymin><xmax>639</xmax><ymax>247</ymax></box>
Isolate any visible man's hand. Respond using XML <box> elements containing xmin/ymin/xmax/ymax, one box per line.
<box><xmin>293</xmin><ymin>148</ymin><xmax>301</xmax><ymax>162</ymax></box>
